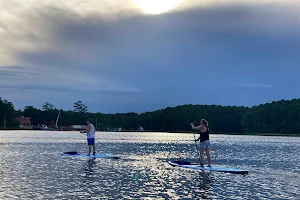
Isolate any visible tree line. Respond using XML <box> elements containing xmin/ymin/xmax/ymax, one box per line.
<box><xmin>1</xmin><ymin>97</ymin><xmax>300</xmax><ymax>134</ymax></box>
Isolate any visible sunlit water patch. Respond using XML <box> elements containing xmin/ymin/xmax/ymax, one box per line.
<box><xmin>0</xmin><ymin>131</ymin><xmax>299</xmax><ymax>199</ymax></box>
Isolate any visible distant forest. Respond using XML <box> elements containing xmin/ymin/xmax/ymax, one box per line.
<box><xmin>1</xmin><ymin>97</ymin><xmax>300</xmax><ymax>134</ymax></box>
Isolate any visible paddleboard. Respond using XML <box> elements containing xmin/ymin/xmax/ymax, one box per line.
<box><xmin>60</xmin><ymin>152</ymin><xmax>120</xmax><ymax>159</ymax></box>
<box><xmin>169</xmin><ymin>160</ymin><xmax>248</xmax><ymax>175</ymax></box>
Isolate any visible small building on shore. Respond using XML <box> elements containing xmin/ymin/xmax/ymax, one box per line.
<box><xmin>49</xmin><ymin>120</ymin><xmax>55</xmax><ymax>129</ymax></box>
<box><xmin>71</xmin><ymin>125</ymin><xmax>87</xmax><ymax>130</ymax></box>
<box><xmin>16</xmin><ymin>116</ymin><xmax>31</xmax><ymax>128</ymax></box>
<box><xmin>104</xmin><ymin>127</ymin><xmax>122</xmax><ymax>132</ymax></box>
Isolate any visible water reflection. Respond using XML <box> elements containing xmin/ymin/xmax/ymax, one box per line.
<box><xmin>83</xmin><ymin>158</ymin><xmax>96</xmax><ymax>174</ymax></box>
<box><xmin>0</xmin><ymin>131</ymin><xmax>299</xmax><ymax>199</ymax></box>
<box><xmin>193</xmin><ymin>172</ymin><xmax>212</xmax><ymax>199</ymax></box>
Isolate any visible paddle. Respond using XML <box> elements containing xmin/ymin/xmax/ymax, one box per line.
<box><xmin>79</xmin><ymin>131</ymin><xmax>108</xmax><ymax>153</ymax></box>
<box><xmin>79</xmin><ymin>131</ymin><xmax>88</xmax><ymax>140</ymax></box>
<box><xmin>190</xmin><ymin>122</ymin><xmax>201</xmax><ymax>164</ymax></box>
<box><xmin>193</xmin><ymin>130</ymin><xmax>202</xmax><ymax>165</ymax></box>
<box><xmin>79</xmin><ymin>131</ymin><xmax>100</xmax><ymax>143</ymax></box>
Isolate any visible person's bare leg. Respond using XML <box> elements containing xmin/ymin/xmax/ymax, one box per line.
<box><xmin>87</xmin><ymin>145</ymin><xmax>92</xmax><ymax>156</ymax></box>
<box><xmin>206</xmin><ymin>148</ymin><xmax>211</xmax><ymax>167</ymax></box>
<box><xmin>200</xmin><ymin>148</ymin><xmax>205</xmax><ymax>166</ymax></box>
<box><xmin>92</xmin><ymin>145</ymin><xmax>96</xmax><ymax>154</ymax></box>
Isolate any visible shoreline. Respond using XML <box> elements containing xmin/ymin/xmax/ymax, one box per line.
<box><xmin>146</xmin><ymin>131</ymin><xmax>300</xmax><ymax>137</ymax></box>
<box><xmin>167</xmin><ymin>132</ymin><xmax>300</xmax><ymax>137</ymax></box>
<box><xmin>0</xmin><ymin>128</ymin><xmax>299</xmax><ymax>137</ymax></box>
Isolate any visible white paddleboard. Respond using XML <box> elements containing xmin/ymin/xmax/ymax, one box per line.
<box><xmin>169</xmin><ymin>160</ymin><xmax>248</xmax><ymax>175</ymax></box>
<box><xmin>60</xmin><ymin>152</ymin><xmax>120</xmax><ymax>159</ymax></box>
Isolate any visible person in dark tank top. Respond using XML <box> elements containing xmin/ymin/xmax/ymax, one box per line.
<box><xmin>190</xmin><ymin>119</ymin><xmax>212</xmax><ymax>167</ymax></box>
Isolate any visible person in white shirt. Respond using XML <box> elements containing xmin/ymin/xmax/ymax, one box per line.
<box><xmin>82</xmin><ymin>118</ymin><xmax>96</xmax><ymax>156</ymax></box>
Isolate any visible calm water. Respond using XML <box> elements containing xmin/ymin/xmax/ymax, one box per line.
<box><xmin>0</xmin><ymin>131</ymin><xmax>299</xmax><ymax>199</ymax></box>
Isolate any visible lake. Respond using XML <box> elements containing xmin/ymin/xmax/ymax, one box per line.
<box><xmin>0</xmin><ymin>131</ymin><xmax>299</xmax><ymax>199</ymax></box>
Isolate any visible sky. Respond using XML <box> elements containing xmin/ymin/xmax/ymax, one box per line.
<box><xmin>1</xmin><ymin>0</ymin><xmax>300</xmax><ymax>113</ymax></box>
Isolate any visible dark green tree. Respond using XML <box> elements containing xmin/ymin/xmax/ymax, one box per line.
<box><xmin>1</xmin><ymin>96</ymin><xmax>300</xmax><ymax>134</ymax></box>
<box><xmin>242</xmin><ymin>99</ymin><xmax>300</xmax><ymax>134</ymax></box>
<box><xmin>74</xmin><ymin>101</ymin><xmax>88</xmax><ymax>113</ymax></box>
<box><xmin>42</xmin><ymin>102</ymin><xmax>55</xmax><ymax>111</ymax></box>
<box><xmin>23</xmin><ymin>106</ymin><xmax>42</xmax><ymax>126</ymax></box>
<box><xmin>0</xmin><ymin>98</ymin><xmax>19</xmax><ymax>128</ymax></box>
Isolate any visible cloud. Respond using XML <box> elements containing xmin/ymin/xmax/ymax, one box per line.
<box><xmin>0</xmin><ymin>0</ymin><xmax>300</xmax><ymax>112</ymax></box>
<box><xmin>0</xmin><ymin>65</ymin><xmax>140</xmax><ymax>94</ymax></box>
<box><xmin>0</xmin><ymin>83</ymin><xmax>142</xmax><ymax>95</ymax></box>
<box><xmin>1</xmin><ymin>0</ymin><xmax>300</xmax><ymax>65</ymax></box>
<box><xmin>235</xmin><ymin>83</ymin><xmax>272</xmax><ymax>89</ymax></box>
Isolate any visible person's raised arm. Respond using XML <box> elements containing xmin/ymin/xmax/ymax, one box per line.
<box><xmin>190</xmin><ymin>123</ymin><xmax>202</xmax><ymax>131</ymax></box>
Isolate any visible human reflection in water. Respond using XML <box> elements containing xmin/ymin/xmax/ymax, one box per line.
<box><xmin>80</xmin><ymin>158</ymin><xmax>97</xmax><ymax>188</ymax></box>
<box><xmin>76</xmin><ymin>158</ymin><xmax>98</xmax><ymax>196</ymax></box>
<box><xmin>84</xmin><ymin>158</ymin><xmax>96</xmax><ymax>175</ymax></box>
<box><xmin>193</xmin><ymin>171</ymin><xmax>212</xmax><ymax>199</ymax></box>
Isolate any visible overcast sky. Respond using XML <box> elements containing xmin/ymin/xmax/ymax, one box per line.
<box><xmin>1</xmin><ymin>0</ymin><xmax>300</xmax><ymax>113</ymax></box>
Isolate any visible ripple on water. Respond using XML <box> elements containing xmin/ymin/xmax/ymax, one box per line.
<box><xmin>0</xmin><ymin>131</ymin><xmax>299</xmax><ymax>199</ymax></box>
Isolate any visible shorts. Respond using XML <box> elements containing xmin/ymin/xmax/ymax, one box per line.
<box><xmin>199</xmin><ymin>140</ymin><xmax>211</xmax><ymax>149</ymax></box>
<box><xmin>87</xmin><ymin>138</ymin><xmax>95</xmax><ymax>146</ymax></box>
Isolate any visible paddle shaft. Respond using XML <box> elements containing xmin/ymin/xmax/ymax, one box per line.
<box><xmin>193</xmin><ymin>131</ymin><xmax>201</xmax><ymax>164</ymax></box>
<box><xmin>79</xmin><ymin>131</ymin><xmax>103</xmax><ymax>148</ymax></box>
<box><xmin>80</xmin><ymin>132</ymin><xmax>98</xmax><ymax>143</ymax></box>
